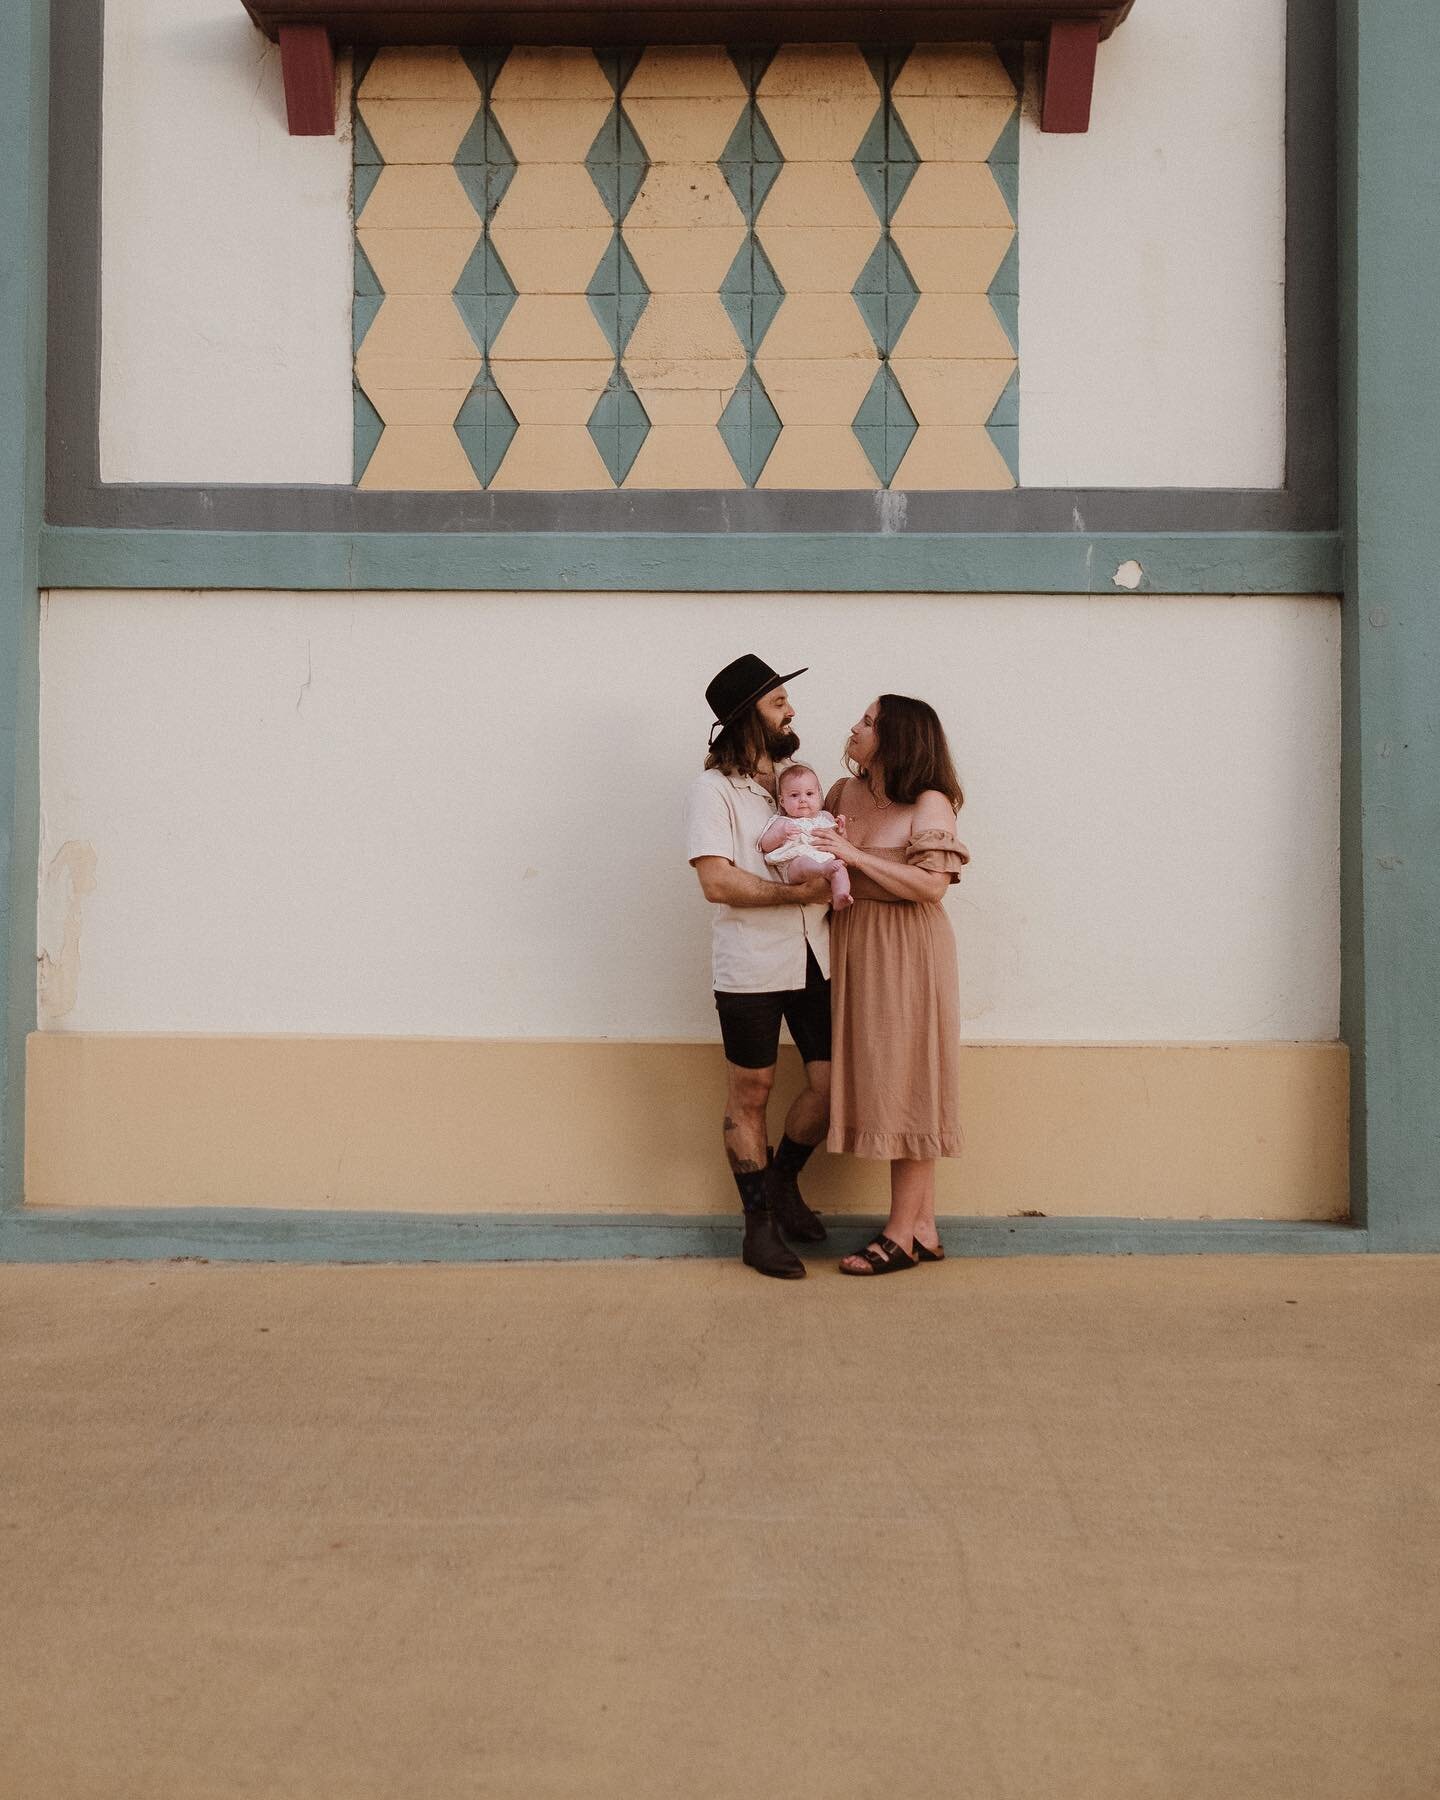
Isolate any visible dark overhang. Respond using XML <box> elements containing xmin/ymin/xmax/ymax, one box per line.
<box><xmin>241</xmin><ymin>0</ymin><xmax>1135</xmax><ymax>135</ymax></box>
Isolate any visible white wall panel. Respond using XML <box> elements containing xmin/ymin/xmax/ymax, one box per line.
<box><xmin>99</xmin><ymin>0</ymin><xmax>353</xmax><ymax>482</ymax></box>
<box><xmin>39</xmin><ymin>591</ymin><xmax>1340</xmax><ymax>1042</ymax></box>
<box><xmin>1018</xmin><ymin>0</ymin><xmax>1287</xmax><ymax>487</ymax></box>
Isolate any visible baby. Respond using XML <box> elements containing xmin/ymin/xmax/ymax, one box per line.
<box><xmin>758</xmin><ymin>764</ymin><xmax>852</xmax><ymax>910</ymax></box>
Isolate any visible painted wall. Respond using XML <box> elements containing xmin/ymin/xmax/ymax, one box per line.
<box><xmin>97</xmin><ymin>0</ymin><xmax>1286</xmax><ymax>490</ymax></box>
<box><xmin>351</xmin><ymin>42</ymin><xmax>1019</xmax><ymax>492</ymax></box>
<box><xmin>38</xmin><ymin>589</ymin><xmax>1339</xmax><ymax>1042</ymax></box>
<box><xmin>98</xmin><ymin>0</ymin><xmax>353</xmax><ymax>483</ymax></box>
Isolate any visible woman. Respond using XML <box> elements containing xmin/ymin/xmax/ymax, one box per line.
<box><xmin>810</xmin><ymin>695</ymin><xmax>968</xmax><ymax>1275</ymax></box>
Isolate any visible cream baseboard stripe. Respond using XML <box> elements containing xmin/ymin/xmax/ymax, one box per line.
<box><xmin>25</xmin><ymin>1035</ymin><xmax>1348</xmax><ymax>1220</ymax></box>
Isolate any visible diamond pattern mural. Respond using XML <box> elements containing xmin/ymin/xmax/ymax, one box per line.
<box><xmin>352</xmin><ymin>42</ymin><xmax>1019</xmax><ymax>490</ymax></box>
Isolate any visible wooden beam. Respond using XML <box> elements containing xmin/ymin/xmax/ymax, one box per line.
<box><xmin>278</xmin><ymin>24</ymin><xmax>335</xmax><ymax>135</ymax></box>
<box><xmin>245</xmin><ymin>1</ymin><xmax>1137</xmax><ymax>52</ymax></box>
<box><xmin>1042</xmin><ymin>18</ymin><xmax>1101</xmax><ymax>133</ymax></box>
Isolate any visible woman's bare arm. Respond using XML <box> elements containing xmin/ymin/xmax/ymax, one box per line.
<box><xmin>807</xmin><ymin>791</ymin><xmax>957</xmax><ymax>903</ymax></box>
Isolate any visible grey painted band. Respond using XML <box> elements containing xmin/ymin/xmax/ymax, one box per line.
<box><xmin>0</xmin><ymin>1209</ymin><xmax>1370</xmax><ymax>1264</ymax></box>
<box><xmin>45</xmin><ymin>0</ymin><xmax>1337</xmax><ymax>539</ymax></box>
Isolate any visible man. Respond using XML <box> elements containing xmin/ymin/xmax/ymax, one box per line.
<box><xmin>685</xmin><ymin>654</ymin><xmax>832</xmax><ymax>1280</ymax></box>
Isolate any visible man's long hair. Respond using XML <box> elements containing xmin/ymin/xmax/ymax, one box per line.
<box><xmin>845</xmin><ymin>693</ymin><xmax>964</xmax><ymax>809</ymax></box>
<box><xmin>705</xmin><ymin>705</ymin><xmax>797</xmax><ymax>777</ymax></box>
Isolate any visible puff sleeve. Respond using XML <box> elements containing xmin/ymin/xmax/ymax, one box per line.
<box><xmin>905</xmin><ymin>827</ymin><xmax>969</xmax><ymax>881</ymax></box>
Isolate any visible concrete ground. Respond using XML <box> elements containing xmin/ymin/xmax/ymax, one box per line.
<box><xmin>1</xmin><ymin>1256</ymin><xmax>1437</xmax><ymax>1800</ymax></box>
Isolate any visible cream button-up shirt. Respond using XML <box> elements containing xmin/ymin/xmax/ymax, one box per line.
<box><xmin>685</xmin><ymin>765</ymin><xmax>831</xmax><ymax>994</ymax></box>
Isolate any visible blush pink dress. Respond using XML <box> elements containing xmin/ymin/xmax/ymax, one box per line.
<box><xmin>824</xmin><ymin>778</ymin><xmax>969</xmax><ymax>1160</ymax></box>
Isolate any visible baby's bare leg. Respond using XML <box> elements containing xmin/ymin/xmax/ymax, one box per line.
<box><xmin>786</xmin><ymin>853</ymin><xmax>851</xmax><ymax>910</ymax></box>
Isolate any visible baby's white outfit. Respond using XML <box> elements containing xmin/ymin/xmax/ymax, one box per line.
<box><xmin>764</xmin><ymin>811</ymin><xmax>840</xmax><ymax>868</ymax></box>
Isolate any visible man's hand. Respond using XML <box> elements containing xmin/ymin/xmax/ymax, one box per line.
<box><xmin>789</xmin><ymin>874</ymin><xmax>832</xmax><ymax>905</ymax></box>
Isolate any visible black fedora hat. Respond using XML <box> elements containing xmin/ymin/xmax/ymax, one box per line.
<box><xmin>706</xmin><ymin>654</ymin><xmax>808</xmax><ymax>742</ymax></box>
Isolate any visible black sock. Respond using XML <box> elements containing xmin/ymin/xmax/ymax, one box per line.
<box><xmin>774</xmin><ymin>1135</ymin><xmax>817</xmax><ymax>1178</ymax></box>
<box><xmin>733</xmin><ymin>1168</ymin><xmax>768</xmax><ymax>1214</ymax></box>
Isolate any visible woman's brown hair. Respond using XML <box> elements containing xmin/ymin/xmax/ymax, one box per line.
<box><xmin>849</xmin><ymin>694</ymin><xmax>964</xmax><ymax>809</ymax></box>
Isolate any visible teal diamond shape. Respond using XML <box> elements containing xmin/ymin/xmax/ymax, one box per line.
<box><xmin>987</xmin><ymin>106</ymin><xmax>1020</xmax><ymax>223</ymax></box>
<box><xmin>852</xmin><ymin>236</ymin><xmax>919</xmax><ymax>356</ymax></box>
<box><xmin>353</xmin><ymin>227</ymin><xmax>382</xmax><ymax>355</ymax></box>
<box><xmin>353</xmin><ymin>98</ymin><xmax>383</xmax><ymax>216</ymax></box>
<box><xmin>353</xmin><ymin>291</ymin><xmax>382</xmax><ymax>356</ymax></box>
<box><xmin>986</xmin><ymin>367</ymin><xmax>1019</xmax><ymax>479</ymax></box>
<box><xmin>726</xmin><ymin>48</ymin><xmax>777</xmax><ymax>93</ymax></box>
<box><xmin>354</xmin><ymin>238</ymin><xmax>381</xmax><ymax>297</ymax></box>
<box><xmin>884</xmin><ymin>106</ymin><xmax>921</xmax><ymax>218</ymax></box>
<box><xmin>588</xmin><ymin>370</ymin><xmax>650</xmax><ymax>486</ymax></box>
<box><xmin>718</xmin><ymin>371</ymin><xmax>782</xmax><ymax>486</ymax></box>
<box><xmin>719</xmin><ymin>102</ymin><xmax>784</xmax><ymax>224</ymax></box>
<box><xmin>987</xmin><ymin>231</ymin><xmax>1019</xmax><ymax>352</ymax></box>
<box><xmin>854</xmin><ymin>102</ymin><xmax>919</xmax><ymax>224</ymax></box>
<box><xmin>718</xmin><ymin>109</ymin><xmax>754</xmax><ymax>219</ymax></box>
<box><xmin>586</xmin><ymin>104</ymin><xmax>650</xmax><ymax>224</ymax></box>
<box><xmin>354</xmin><ymin>110</ymin><xmax>382</xmax><ymax>166</ymax></box>
<box><xmin>750</xmin><ymin>106</ymin><xmax>783</xmax><ymax>217</ymax></box>
<box><xmin>853</xmin><ymin>365</ymin><xmax>917</xmax><ymax>486</ymax></box>
<box><xmin>852</xmin><ymin>108</ymin><xmax>888</xmax><ymax>222</ymax></box>
<box><xmin>596</xmin><ymin>48</ymin><xmax>643</xmax><ymax>96</ymax></box>
<box><xmin>586</xmin><ymin>231</ymin><xmax>650</xmax><ymax>354</ymax></box>
<box><xmin>719</xmin><ymin>233</ymin><xmax>784</xmax><ymax>354</ymax></box>
<box><xmin>353</xmin><ymin>383</ymin><xmax>383</xmax><ymax>484</ymax></box>
<box><xmin>988</xmin><ymin>234</ymin><xmax>1020</xmax><ymax>298</ymax></box>
<box><xmin>455</xmin><ymin>365</ymin><xmax>519</xmax><ymax>487</ymax></box>
<box><xmin>987</xmin><ymin>367</ymin><xmax>1019</xmax><ymax>430</ymax></box>
<box><xmin>989</xmin><ymin>104</ymin><xmax>1021</xmax><ymax>167</ymax></box>
<box><xmin>354</xmin><ymin>158</ymin><xmax>382</xmax><ymax>218</ymax></box>
<box><xmin>455</xmin><ymin>105</ymin><xmax>516</xmax><ymax>224</ymax></box>
<box><xmin>460</xmin><ymin>49</ymin><xmax>509</xmax><ymax>100</ymax></box>
<box><xmin>453</xmin><ymin>237</ymin><xmax>518</xmax><ymax>353</ymax></box>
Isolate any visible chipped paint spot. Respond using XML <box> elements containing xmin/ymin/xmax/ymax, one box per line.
<box><xmin>38</xmin><ymin>840</ymin><xmax>98</xmax><ymax>1026</ymax></box>
<box><xmin>878</xmin><ymin>490</ymin><xmax>908</xmax><ymax>535</ymax></box>
<box><xmin>1113</xmin><ymin>559</ymin><xmax>1144</xmax><ymax>590</ymax></box>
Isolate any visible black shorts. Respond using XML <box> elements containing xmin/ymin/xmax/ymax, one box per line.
<box><xmin>714</xmin><ymin>946</ymin><xmax>832</xmax><ymax>1070</ymax></box>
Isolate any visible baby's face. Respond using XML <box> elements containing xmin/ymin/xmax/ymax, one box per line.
<box><xmin>780</xmin><ymin>774</ymin><xmax>822</xmax><ymax>818</ymax></box>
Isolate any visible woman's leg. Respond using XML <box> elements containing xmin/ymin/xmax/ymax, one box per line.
<box><xmin>838</xmin><ymin>1157</ymin><xmax>935</xmax><ymax>1269</ymax></box>
<box><xmin>905</xmin><ymin>1159</ymin><xmax>942</xmax><ymax>1253</ymax></box>
<box><xmin>885</xmin><ymin>1158</ymin><xmax>935</xmax><ymax>1253</ymax></box>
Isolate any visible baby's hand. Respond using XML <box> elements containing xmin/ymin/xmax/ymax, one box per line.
<box><xmin>835</xmin><ymin>815</ymin><xmax>848</xmax><ymax>837</ymax></box>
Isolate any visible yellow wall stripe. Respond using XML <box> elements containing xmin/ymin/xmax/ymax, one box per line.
<box><xmin>27</xmin><ymin>1035</ymin><xmax>1348</xmax><ymax>1220</ymax></box>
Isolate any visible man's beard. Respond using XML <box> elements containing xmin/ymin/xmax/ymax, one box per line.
<box><xmin>766</xmin><ymin>726</ymin><xmax>800</xmax><ymax>761</ymax></box>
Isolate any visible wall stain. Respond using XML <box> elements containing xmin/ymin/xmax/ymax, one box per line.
<box><xmin>38</xmin><ymin>839</ymin><xmax>98</xmax><ymax>1026</ymax></box>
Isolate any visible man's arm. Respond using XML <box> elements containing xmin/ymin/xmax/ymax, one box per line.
<box><xmin>692</xmin><ymin>857</ymin><xmax>829</xmax><ymax>908</ymax></box>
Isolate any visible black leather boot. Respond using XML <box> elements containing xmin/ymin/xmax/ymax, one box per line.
<box><xmin>763</xmin><ymin>1158</ymin><xmax>827</xmax><ymax>1243</ymax></box>
<box><xmin>742</xmin><ymin>1208</ymin><xmax>806</xmax><ymax>1279</ymax></box>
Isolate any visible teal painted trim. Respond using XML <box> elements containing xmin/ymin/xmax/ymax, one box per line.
<box><xmin>1338</xmin><ymin>1</ymin><xmax>1440</xmax><ymax>1250</ymax></box>
<box><xmin>0</xmin><ymin>1209</ymin><xmax>1368</xmax><ymax>1266</ymax></box>
<box><xmin>38</xmin><ymin>528</ymin><xmax>1343</xmax><ymax>596</ymax></box>
<box><xmin>0</xmin><ymin>0</ymin><xmax>47</xmax><ymax>1212</ymax></box>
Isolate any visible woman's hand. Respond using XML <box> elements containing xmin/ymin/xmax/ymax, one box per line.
<box><xmin>808</xmin><ymin>826</ymin><xmax>863</xmax><ymax>866</ymax></box>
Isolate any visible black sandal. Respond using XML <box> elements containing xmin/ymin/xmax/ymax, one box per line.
<box><xmin>838</xmin><ymin>1234</ymin><xmax>919</xmax><ymax>1276</ymax></box>
<box><xmin>913</xmin><ymin>1238</ymin><xmax>945</xmax><ymax>1263</ymax></box>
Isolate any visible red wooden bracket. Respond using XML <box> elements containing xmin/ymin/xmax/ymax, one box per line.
<box><xmin>1042</xmin><ymin>18</ymin><xmax>1101</xmax><ymax>133</ymax></box>
<box><xmin>278</xmin><ymin>24</ymin><xmax>336</xmax><ymax>135</ymax></box>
